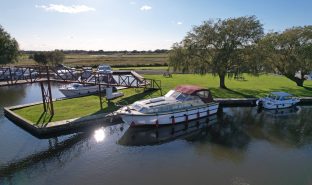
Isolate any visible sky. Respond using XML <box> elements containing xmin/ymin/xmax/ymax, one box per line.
<box><xmin>0</xmin><ymin>0</ymin><xmax>311</xmax><ymax>51</ymax></box>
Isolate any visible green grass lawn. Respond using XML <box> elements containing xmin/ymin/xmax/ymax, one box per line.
<box><xmin>13</xmin><ymin>73</ymin><xmax>312</xmax><ymax>126</ymax></box>
<box><xmin>144</xmin><ymin>73</ymin><xmax>312</xmax><ymax>98</ymax></box>
<box><xmin>13</xmin><ymin>88</ymin><xmax>158</xmax><ymax>126</ymax></box>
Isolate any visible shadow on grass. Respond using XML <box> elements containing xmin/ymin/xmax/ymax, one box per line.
<box><xmin>35</xmin><ymin>112</ymin><xmax>54</xmax><ymax>127</ymax></box>
<box><xmin>210</xmin><ymin>84</ymin><xmax>312</xmax><ymax>98</ymax></box>
<box><xmin>210</xmin><ymin>88</ymin><xmax>269</xmax><ymax>98</ymax></box>
<box><xmin>303</xmin><ymin>86</ymin><xmax>312</xmax><ymax>91</ymax></box>
<box><xmin>87</xmin><ymin>89</ymin><xmax>159</xmax><ymax>116</ymax></box>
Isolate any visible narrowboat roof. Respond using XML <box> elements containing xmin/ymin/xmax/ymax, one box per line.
<box><xmin>175</xmin><ymin>85</ymin><xmax>208</xmax><ymax>95</ymax></box>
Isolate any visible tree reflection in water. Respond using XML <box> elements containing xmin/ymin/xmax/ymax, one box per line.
<box><xmin>229</xmin><ymin>106</ymin><xmax>312</xmax><ymax>148</ymax></box>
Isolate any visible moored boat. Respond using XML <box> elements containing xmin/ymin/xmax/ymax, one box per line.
<box><xmin>256</xmin><ymin>92</ymin><xmax>300</xmax><ymax>110</ymax></box>
<box><xmin>116</xmin><ymin>85</ymin><xmax>219</xmax><ymax>126</ymax></box>
<box><xmin>59</xmin><ymin>83</ymin><xmax>104</xmax><ymax>97</ymax></box>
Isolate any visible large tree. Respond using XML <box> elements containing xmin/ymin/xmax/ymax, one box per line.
<box><xmin>258</xmin><ymin>26</ymin><xmax>312</xmax><ymax>86</ymax></box>
<box><xmin>169</xmin><ymin>16</ymin><xmax>263</xmax><ymax>88</ymax></box>
<box><xmin>0</xmin><ymin>25</ymin><xmax>19</xmax><ymax>65</ymax></box>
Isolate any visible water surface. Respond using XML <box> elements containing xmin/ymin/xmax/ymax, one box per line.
<box><xmin>0</xmin><ymin>84</ymin><xmax>312</xmax><ymax>185</ymax></box>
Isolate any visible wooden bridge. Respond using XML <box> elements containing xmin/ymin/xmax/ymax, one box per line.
<box><xmin>1</xmin><ymin>65</ymin><xmax>162</xmax><ymax>115</ymax></box>
<box><xmin>0</xmin><ymin>65</ymin><xmax>161</xmax><ymax>89</ymax></box>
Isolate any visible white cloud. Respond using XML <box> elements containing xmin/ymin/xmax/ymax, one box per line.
<box><xmin>140</xmin><ymin>5</ymin><xmax>152</xmax><ymax>11</ymax></box>
<box><xmin>35</xmin><ymin>4</ymin><xmax>95</xmax><ymax>14</ymax></box>
<box><xmin>177</xmin><ymin>21</ymin><xmax>183</xmax><ymax>25</ymax></box>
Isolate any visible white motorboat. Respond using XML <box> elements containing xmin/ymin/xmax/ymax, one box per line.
<box><xmin>97</xmin><ymin>64</ymin><xmax>112</xmax><ymax>74</ymax></box>
<box><xmin>59</xmin><ymin>83</ymin><xmax>104</xmax><ymax>97</ymax></box>
<box><xmin>256</xmin><ymin>92</ymin><xmax>300</xmax><ymax>109</ymax></box>
<box><xmin>116</xmin><ymin>85</ymin><xmax>219</xmax><ymax>127</ymax></box>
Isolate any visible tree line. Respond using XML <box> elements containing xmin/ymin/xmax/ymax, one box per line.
<box><xmin>169</xmin><ymin>16</ymin><xmax>312</xmax><ymax>87</ymax></box>
<box><xmin>21</xmin><ymin>49</ymin><xmax>169</xmax><ymax>55</ymax></box>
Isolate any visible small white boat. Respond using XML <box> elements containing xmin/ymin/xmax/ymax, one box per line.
<box><xmin>256</xmin><ymin>92</ymin><xmax>300</xmax><ymax>109</ymax></box>
<box><xmin>116</xmin><ymin>85</ymin><xmax>219</xmax><ymax>127</ymax></box>
<box><xmin>97</xmin><ymin>64</ymin><xmax>112</xmax><ymax>74</ymax></box>
<box><xmin>59</xmin><ymin>83</ymin><xmax>105</xmax><ymax>97</ymax></box>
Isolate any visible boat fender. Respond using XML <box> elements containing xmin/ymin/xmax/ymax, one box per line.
<box><xmin>184</xmin><ymin>114</ymin><xmax>188</xmax><ymax>122</ymax></box>
<box><xmin>171</xmin><ymin>116</ymin><xmax>175</xmax><ymax>125</ymax></box>
<box><xmin>130</xmin><ymin>121</ymin><xmax>136</xmax><ymax>127</ymax></box>
<box><xmin>155</xmin><ymin>119</ymin><xmax>159</xmax><ymax>128</ymax></box>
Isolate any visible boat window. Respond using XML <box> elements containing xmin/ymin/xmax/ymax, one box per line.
<box><xmin>166</xmin><ymin>91</ymin><xmax>181</xmax><ymax>99</ymax></box>
<box><xmin>284</xmin><ymin>96</ymin><xmax>292</xmax><ymax>100</ymax></box>
<box><xmin>176</xmin><ymin>93</ymin><xmax>187</xmax><ymax>101</ymax></box>
<box><xmin>132</xmin><ymin>103</ymin><xmax>143</xmax><ymax>111</ymax></box>
<box><xmin>196</xmin><ymin>91</ymin><xmax>209</xmax><ymax>98</ymax></box>
<box><xmin>140</xmin><ymin>107</ymin><xmax>148</xmax><ymax>113</ymax></box>
<box><xmin>73</xmin><ymin>84</ymin><xmax>80</xmax><ymax>88</ymax></box>
<box><xmin>185</xmin><ymin>95</ymin><xmax>198</xmax><ymax>101</ymax></box>
<box><xmin>268</xmin><ymin>94</ymin><xmax>278</xmax><ymax>100</ymax></box>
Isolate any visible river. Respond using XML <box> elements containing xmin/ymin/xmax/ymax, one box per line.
<box><xmin>0</xmin><ymin>83</ymin><xmax>312</xmax><ymax>185</ymax></box>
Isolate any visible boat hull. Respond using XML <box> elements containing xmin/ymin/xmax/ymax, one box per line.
<box><xmin>59</xmin><ymin>86</ymin><xmax>102</xmax><ymax>97</ymax></box>
<box><xmin>256</xmin><ymin>99</ymin><xmax>300</xmax><ymax>110</ymax></box>
<box><xmin>119</xmin><ymin>103</ymin><xmax>219</xmax><ymax>126</ymax></box>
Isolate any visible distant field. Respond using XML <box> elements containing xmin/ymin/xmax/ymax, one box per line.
<box><xmin>16</xmin><ymin>53</ymin><xmax>169</xmax><ymax>67</ymax></box>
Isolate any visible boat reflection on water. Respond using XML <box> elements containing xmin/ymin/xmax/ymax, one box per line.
<box><xmin>118</xmin><ymin>115</ymin><xmax>218</xmax><ymax>146</ymax></box>
<box><xmin>118</xmin><ymin>113</ymin><xmax>251</xmax><ymax>151</ymax></box>
<box><xmin>257</xmin><ymin>106</ymin><xmax>301</xmax><ymax>116</ymax></box>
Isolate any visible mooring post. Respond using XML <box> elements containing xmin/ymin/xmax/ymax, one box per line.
<box><xmin>46</xmin><ymin>66</ymin><xmax>54</xmax><ymax>115</ymax></box>
<box><xmin>98</xmin><ymin>74</ymin><xmax>103</xmax><ymax>110</ymax></box>
<box><xmin>9</xmin><ymin>67</ymin><xmax>13</xmax><ymax>84</ymax></box>
<box><xmin>40</xmin><ymin>81</ymin><xmax>47</xmax><ymax>112</ymax></box>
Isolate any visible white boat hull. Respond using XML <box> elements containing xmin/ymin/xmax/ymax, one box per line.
<box><xmin>59</xmin><ymin>86</ymin><xmax>102</xmax><ymax>97</ymax></box>
<box><xmin>119</xmin><ymin>103</ymin><xmax>219</xmax><ymax>126</ymax></box>
<box><xmin>256</xmin><ymin>98</ymin><xmax>300</xmax><ymax>110</ymax></box>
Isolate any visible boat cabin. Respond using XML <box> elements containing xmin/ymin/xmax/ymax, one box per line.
<box><xmin>129</xmin><ymin>85</ymin><xmax>214</xmax><ymax>114</ymax></box>
<box><xmin>267</xmin><ymin>92</ymin><xmax>294</xmax><ymax>101</ymax></box>
<box><xmin>173</xmin><ymin>85</ymin><xmax>213</xmax><ymax>103</ymax></box>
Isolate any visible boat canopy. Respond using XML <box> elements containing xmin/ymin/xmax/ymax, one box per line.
<box><xmin>270</xmin><ymin>92</ymin><xmax>293</xmax><ymax>97</ymax></box>
<box><xmin>175</xmin><ymin>85</ymin><xmax>213</xmax><ymax>103</ymax></box>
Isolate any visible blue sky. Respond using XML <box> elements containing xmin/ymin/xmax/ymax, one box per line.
<box><xmin>0</xmin><ymin>0</ymin><xmax>311</xmax><ymax>51</ymax></box>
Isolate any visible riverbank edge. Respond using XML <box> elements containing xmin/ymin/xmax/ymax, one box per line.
<box><xmin>4</xmin><ymin>97</ymin><xmax>312</xmax><ymax>138</ymax></box>
<box><xmin>4</xmin><ymin>101</ymin><xmax>122</xmax><ymax>139</ymax></box>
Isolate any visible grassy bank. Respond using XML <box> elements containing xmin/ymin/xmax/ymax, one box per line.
<box><xmin>13</xmin><ymin>74</ymin><xmax>312</xmax><ymax>126</ymax></box>
<box><xmin>13</xmin><ymin>88</ymin><xmax>158</xmax><ymax>126</ymax></box>
<box><xmin>144</xmin><ymin>74</ymin><xmax>312</xmax><ymax>98</ymax></box>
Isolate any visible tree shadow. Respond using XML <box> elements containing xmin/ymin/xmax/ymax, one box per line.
<box><xmin>303</xmin><ymin>86</ymin><xmax>312</xmax><ymax>91</ymax></box>
<box><xmin>210</xmin><ymin>87</ymin><xmax>269</xmax><ymax>98</ymax></box>
<box><xmin>89</xmin><ymin>89</ymin><xmax>159</xmax><ymax>116</ymax></box>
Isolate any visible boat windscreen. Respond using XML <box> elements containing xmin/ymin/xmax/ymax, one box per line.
<box><xmin>132</xmin><ymin>103</ymin><xmax>143</xmax><ymax>111</ymax></box>
<box><xmin>165</xmin><ymin>90</ymin><xmax>175</xmax><ymax>98</ymax></box>
<box><xmin>176</xmin><ymin>93</ymin><xmax>188</xmax><ymax>101</ymax></box>
<box><xmin>165</xmin><ymin>90</ymin><xmax>182</xmax><ymax>99</ymax></box>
